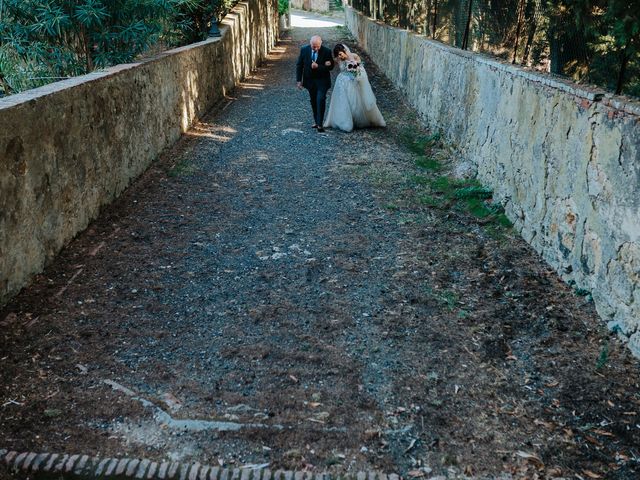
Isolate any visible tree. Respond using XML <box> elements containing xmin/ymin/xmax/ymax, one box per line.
<box><xmin>168</xmin><ymin>0</ymin><xmax>233</xmax><ymax>45</ymax></box>
<box><xmin>0</xmin><ymin>0</ymin><xmax>232</xmax><ymax>94</ymax></box>
<box><xmin>603</xmin><ymin>0</ymin><xmax>640</xmax><ymax>93</ymax></box>
<box><xmin>544</xmin><ymin>0</ymin><xmax>593</xmax><ymax>76</ymax></box>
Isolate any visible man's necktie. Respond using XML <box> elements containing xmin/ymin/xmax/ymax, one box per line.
<box><xmin>312</xmin><ymin>51</ymin><xmax>317</xmax><ymax>62</ymax></box>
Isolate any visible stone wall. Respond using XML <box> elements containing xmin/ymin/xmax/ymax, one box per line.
<box><xmin>0</xmin><ymin>0</ymin><xmax>278</xmax><ymax>306</ymax></box>
<box><xmin>345</xmin><ymin>8</ymin><xmax>640</xmax><ymax>356</ymax></box>
<box><xmin>291</xmin><ymin>0</ymin><xmax>330</xmax><ymax>13</ymax></box>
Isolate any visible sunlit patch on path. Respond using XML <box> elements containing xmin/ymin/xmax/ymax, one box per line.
<box><xmin>291</xmin><ymin>10</ymin><xmax>344</xmax><ymax>29</ymax></box>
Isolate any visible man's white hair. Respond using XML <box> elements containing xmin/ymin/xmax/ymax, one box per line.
<box><xmin>310</xmin><ymin>35</ymin><xmax>322</xmax><ymax>44</ymax></box>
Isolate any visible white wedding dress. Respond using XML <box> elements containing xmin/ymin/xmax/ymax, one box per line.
<box><xmin>324</xmin><ymin>55</ymin><xmax>386</xmax><ymax>132</ymax></box>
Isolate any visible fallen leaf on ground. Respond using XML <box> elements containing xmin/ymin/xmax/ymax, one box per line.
<box><xmin>515</xmin><ymin>451</ymin><xmax>544</xmax><ymax>467</ymax></box>
<box><xmin>584</xmin><ymin>434</ymin><xmax>603</xmax><ymax>446</ymax></box>
<box><xmin>1</xmin><ymin>313</ymin><xmax>18</xmax><ymax>326</ymax></box>
<box><xmin>407</xmin><ymin>470</ymin><xmax>425</xmax><ymax>478</ymax></box>
<box><xmin>582</xmin><ymin>470</ymin><xmax>602</xmax><ymax>479</ymax></box>
<box><xmin>404</xmin><ymin>438</ymin><xmax>417</xmax><ymax>453</ymax></box>
<box><xmin>534</xmin><ymin>419</ymin><xmax>554</xmax><ymax>430</ymax></box>
<box><xmin>616</xmin><ymin>452</ymin><xmax>630</xmax><ymax>461</ymax></box>
<box><xmin>546</xmin><ymin>467</ymin><xmax>563</xmax><ymax>477</ymax></box>
<box><xmin>364</xmin><ymin>429</ymin><xmax>380</xmax><ymax>439</ymax></box>
<box><xmin>313</xmin><ymin>411</ymin><xmax>330</xmax><ymax>420</ymax></box>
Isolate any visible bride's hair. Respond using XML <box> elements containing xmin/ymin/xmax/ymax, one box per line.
<box><xmin>333</xmin><ymin>44</ymin><xmax>347</xmax><ymax>58</ymax></box>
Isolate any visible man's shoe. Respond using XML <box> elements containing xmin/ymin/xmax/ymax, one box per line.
<box><xmin>317</xmin><ymin>127</ymin><xmax>325</xmax><ymax>133</ymax></box>
<box><xmin>311</xmin><ymin>124</ymin><xmax>318</xmax><ymax>129</ymax></box>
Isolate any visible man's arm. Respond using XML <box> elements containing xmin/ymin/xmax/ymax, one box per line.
<box><xmin>317</xmin><ymin>49</ymin><xmax>335</xmax><ymax>72</ymax></box>
<box><xmin>296</xmin><ymin>47</ymin><xmax>305</xmax><ymax>82</ymax></box>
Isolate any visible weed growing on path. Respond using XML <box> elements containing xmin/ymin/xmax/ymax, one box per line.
<box><xmin>168</xmin><ymin>157</ymin><xmax>198</xmax><ymax>177</ymax></box>
<box><xmin>398</xmin><ymin>126</ymin><xmax>512</xmax><ymax>230</ymax></box>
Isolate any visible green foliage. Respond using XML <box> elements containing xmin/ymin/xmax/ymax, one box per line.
<box><xmin>167</xmin><ymin>0</ymin><xmax>233</xmax><ymax>46</ymax></box>
<box><xmin>453</xmin><ymin>185</ymin><xmax>493</xmax><ymax>200</ymax></box>
<box><xmin>0</xmin><ymin>0</ymin><xmax>233</xmax><ymax>94</ymax></box>
<box><xmin>400</xmin><ymin>129</ymin><xmax>441</xmax><ymax>155</ymax></box>
<box><xmin>415</xmin><ymin>156</ymin><xmax>441</xmax><ymax>171</ymax></box>
<box><xmin>595</xmin><ymin>342</ymin><xmax>609</xmax><ymax>370</ymax></box>
<box><xmin>351</xmin><ymin>0</ymin><xmax>640</xmax><ymax>97</ymax></box>
<box><xmin>278</xmin><ymin>0</ymin><xmax>289</xmax><ymax>16</ymax></box>
<box><xmin>168</xmin><ymin>157</ymin><xmax>199</xmax><ymax>177</ymax></box>
<box><xmin>405</xmin><ymin>140</ymin><xmax>512</xmax><ymax>228</ymax></box>
<box><xmin>518</xmin><ymin>0</ymin><xmax>640</xmax><ymax>94</ymax></box>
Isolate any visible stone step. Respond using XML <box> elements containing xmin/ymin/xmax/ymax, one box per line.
<box><xmin>0</xmin><ymin>449</ymin><xmax>401</xmax><ymax>480</ymax></box>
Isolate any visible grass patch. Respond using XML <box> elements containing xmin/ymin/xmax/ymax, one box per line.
<box><xmin>369</xmin><ymin>165</ymin><xmax>404</xmax><ymax>189</ymax></box>
<box><xmin>410</xmin><ymin>173</ymin><xmax>512</xmax><ymax>229</ymax></box>
<box><xmin>595</xmin><ymin>343</ymin><xmax>609</xmax><ymax>370</ymax></box>
<box><xmin>410</xmin><ymin>174</ymin><xmax>431</xmax><ymax>186</ymax></box>
<box><xmin>168</xmin><ymin>158</ymin><xmax>198</xmax><ymax>177</ymax></box>
<box><xmin>415</xmin><ymin>156</ymin><xmax>441</xmax><ymax>171</ymax></box>
<box><xmin>400</xmin><ymin>128</ymin><xmax>441</xmax><ymax>156</ymax></box>
<box><xmin>454</xmin><ymin>185</ymin><xmax>493</xmax><ymax>200</ymax></box>
<box><xmin>438</xmin><ymin>290</ymin><xmax>459</xmax><ymax>311</ymax></box>
<box><xmin>398</xmin><ymin>127</ymin><xmax>513</xmax><ymax>230</ymax></box>
<box><xmin>424</xmin><ymin>286</ymin><xmax>460</xmax><ymax>311</ymax></box>
<box><xmin>419</xmin><ymin>194</ymin><xmax>440</xmax><ymax>208</ymax></box>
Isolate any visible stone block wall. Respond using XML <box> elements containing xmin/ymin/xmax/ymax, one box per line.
<box><xmin>345</xmin><ymin>8</ymin><xmax>640</xmax><ymax>356</ymax></box>
<box><xmin>291</xmin><ymin>0</ymin><xmax>330</xmax><ymax>13</ymax></box>
<box><xmin>0</xmin><ymin>0</ymin><xmax>278</xmax><ymax>305</ymax></box>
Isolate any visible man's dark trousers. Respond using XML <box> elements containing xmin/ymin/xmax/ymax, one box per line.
<box><xmin>296</xmin><ymin>44</ymin><xmax>334</xmax><ymax>126</ymax></box>
<box><xmin>307</xmin><ymin>80</ymin><xmax>328</xmax><ymax>128</ymax></box>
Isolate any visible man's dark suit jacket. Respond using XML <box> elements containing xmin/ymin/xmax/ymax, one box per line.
<box><xmin>296</xmin><ymin>45</ymin><xmax>335</xmax><ymax>89</ymax></box>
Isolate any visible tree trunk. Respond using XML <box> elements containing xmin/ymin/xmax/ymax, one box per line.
<box><xmin>615</xmin><ymin>47</ymin><xmax>629</xmax><ymax>95</ymax></box>
<box><xmin>0</xmin><ymin>74</ymin><xmax>12</xmax><ymax>95</ymax></box>
<box><xmin>432</xmin><ymin>0</ymin><xmax>438</xmax><ymax>38</ymax></box>
<box><xmin>521</xmin><ymin>12</ymin><xmax>537</xmax><ymax>66</ymax></box>
<box><xmin>512</xmin><ymin>0</ymin><xmax>525</xmax><ymax>63</ymax></box>
<box><xmin>82</xmin><ymin>27</ymin><xmax>94</xmax><ymax>72</ymax></box>
<box><xmin>462</xmin><ymin>0</ymin><xmax>473</xmax><ymax>50</ymax></box>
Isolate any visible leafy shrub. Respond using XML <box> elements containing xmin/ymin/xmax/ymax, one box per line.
<box><xmin>0</xmin><ymin>0</ymin><xmax>233</xmax><ymax>94</ymax></box>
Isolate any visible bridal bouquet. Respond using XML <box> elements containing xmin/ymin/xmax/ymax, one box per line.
<box><xmin>345</xmin><ymin>60</ymin><xmax>361</xmax><ymax>79</ymax></box>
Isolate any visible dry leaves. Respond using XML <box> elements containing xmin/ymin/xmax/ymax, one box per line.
<box><xmin>582</xmin><ymin>469</ymin><xmax>603</xmax><ymax>479</ymax></box>
<box><xmin>515</xmin><ymin>451</ymin><xmax>544</xmax><ymax>468</ymax></box>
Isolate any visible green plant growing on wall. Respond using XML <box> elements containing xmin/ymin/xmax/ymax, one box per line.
<box><xmin>278</xmin><ymin>0</ymin><xmax>289</xmax><ymax>15</ymax></box>
<box><xmin>167</xmin><ymin>0</ymin><xmax>234</xmax><ymax>45</ymax></box>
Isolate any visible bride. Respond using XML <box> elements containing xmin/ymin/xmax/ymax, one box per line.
<box><xmin>323</xmin><ymin>44</ymin><xmax>386</xmax><ymax>132</ymax></box>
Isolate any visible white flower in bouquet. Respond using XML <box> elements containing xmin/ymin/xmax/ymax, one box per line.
<box><xmin>345</xmin><ymin>60</ymin><xmax>361</xmax><ymax>79</ymax></box>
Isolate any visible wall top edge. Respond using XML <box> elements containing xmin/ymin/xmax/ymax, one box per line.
<box><xmin>346</xmin><ymin>6</ymin><xmax>640</xmax><ymax>117</ymax></box>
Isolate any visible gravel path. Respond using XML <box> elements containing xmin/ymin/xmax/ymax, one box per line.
<box><xmin>1</xmin><ymin>12</ymin><xmax>640</xmax><ymax>480</ymax></box>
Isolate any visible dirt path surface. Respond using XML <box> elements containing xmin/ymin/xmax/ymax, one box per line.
<box><xmin>2</xmin><ymin>11</ymin><xmax>640</xmax><ymax>480</ymax></box>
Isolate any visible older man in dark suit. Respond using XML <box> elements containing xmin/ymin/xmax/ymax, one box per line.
<box><xmin>296</xmin><ymin>35</ymin><xmax>335</xmax><ymax>133</ymax></box>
